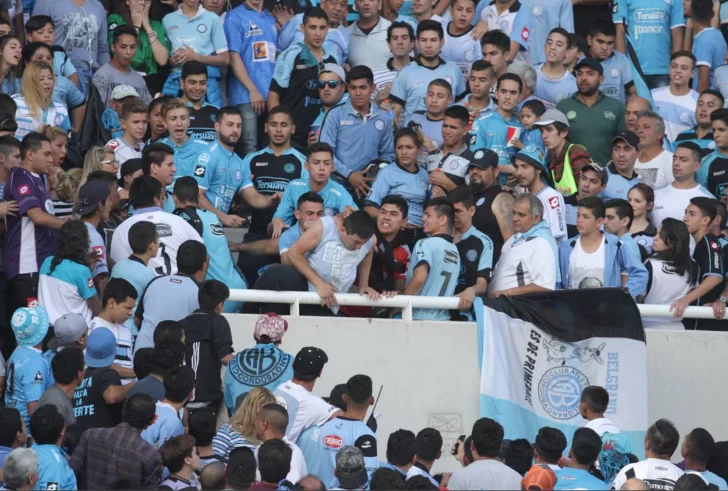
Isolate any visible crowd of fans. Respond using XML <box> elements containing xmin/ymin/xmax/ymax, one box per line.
<box><xmin>0</xmin><ymin>0</ymin><xmax>725</xmax><ymax>488</ymax></box>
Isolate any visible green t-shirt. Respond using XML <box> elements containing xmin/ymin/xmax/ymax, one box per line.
<box><xmin>107</xmin><ymin>15</ymin><xmax>169</xmax><ymax>76</ymax></box>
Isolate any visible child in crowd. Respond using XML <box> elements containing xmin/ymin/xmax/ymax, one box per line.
<box><xmin>511</xmin><ymin>99</ymin><xmax>546</xmax><ymax>152</ymax></box>
<box><xmin>106</xmin><ymin>99</ymin><xmax>149</xmax><ymax>169</ymax></box>
<box><xmin>25</xmin><ymin>16</ymin><xmax>79</xmax><ymax>88</ymax></box>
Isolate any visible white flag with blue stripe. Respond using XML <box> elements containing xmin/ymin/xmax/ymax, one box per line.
<box><xmin>475</xmin><ymin>289</ymin><xmax>648</xmax><ymax>457</ymax></box>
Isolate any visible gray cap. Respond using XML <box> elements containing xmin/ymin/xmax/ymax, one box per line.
<box><xmin>336</xmin><ymin>446</ymin><xmax>368</xmax><ymax>489</ymax></box>
<box><xmin>48</xmin><ymin>313</ymin><xmax>88</xmax><ymax>350</ymax></box>
<box><xmin>320</xmin><ymin>63</ymin><xmax>346</xmax><ymax>83</ymax></box>
<box><xmin>532</xmin><ymin>109</ymin><xmax>570</xmax><ymax>128</ymax></box>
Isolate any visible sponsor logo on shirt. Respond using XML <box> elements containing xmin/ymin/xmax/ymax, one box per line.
<box><xmin>17</xmin><ymin>184</ymin><xmax>30</xmax><ymax>196</ymax></box>
<box><xmin>323</xmin><ymin>435</ymin><xmax>344</xmax><ymax>448</ymax></box>
<box><xmin>548</xmin><ymin>196</ymin><xmax>561</xmax><ymax>209</ymax></box>
<box><xmin>92</xmin><ymin>245</ymin><xmax>105</xmax><ymax>259</ymax></box>
<box><xmin>247</xmin><ymin>21</ymin><xmax>263</xmax><ymax>37</ymax></box>
<box><xmin>107</xmin><ymin>139</ymin><xmax>120</xmax><ymax>150</ymax></box>
<box><xmin>521</xmin><ymin>27</ymin><xmax>529</xmax><ymax>41</ymax></box>
<box><xmin>87</xmin><ymin>278</ymin><xmax>94</xmax><ymax>289</ymax></box>
<box><xmin>156</xmin><ymin>223</ymin><xmax>173</xmax><ymax>238</ymax></box>
<box><xmin>194</xmin><ymin>165</ymin><xmax>206</xmax><ymax>177</ymax></box>
<box><xmin>33</xmin><ymin>370</ymin><xmax>44</xmax><ymax>383</ymax></box>
<box><xmin>197</xmin><ymin>24</ymin><xmax>208</xmax><ymax>33</ymax></box>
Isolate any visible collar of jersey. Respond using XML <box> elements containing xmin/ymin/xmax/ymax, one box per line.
<box><xmin>607</xmin><ymin>162</ymin><xmax>639</xmax><ymax>180</ymax></box>
<box><xmin>395</xmin><ymin>161</ymin><xmax>420</xmax><ymax>174</ymax></box>
<box><xmin>414</xmin><ymin>56</ymin><xmax>446</xmax><ymax>70</ymax></box>
<box><xmin>175</xmin><ymin>4</ymin><xmax>205</xmax><ymax>21</ymax></box>
<box><xmin>431</xmin><ymin>233</ymin><xmax>454</xmax><ymax>242</ymax></box>
<box><xmin>488</xmin><ymin>0</ymin><xmax>521</xmax><ymax>12</ymax></box>
<box><xmin>460</xmin><ymin>225</ymin><xmax>477</xmax><ymax>240</ymax></box>
<box><xmin>345</xmin><ymin>99</ymin><xmax>377</xmax><ymax>118</ymax></box>
<box><xmin>135</xmin><ymin>206</ymin><xmax>164</xmax><ymax>214</ymax></box>
<box><xmin>387</xmin><ymin>56</ymin><xmax>414</xmax><ymax>71</ymax></box>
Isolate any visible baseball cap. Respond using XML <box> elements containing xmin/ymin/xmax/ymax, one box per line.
<box><xmin>574</xmin><ymin>57</ymin><xmax>604</xmax><ymax>76</ymax></box>
<box><xmin>335</xmin><ymin>446</ymin><xmax>368</xmax><ymax>489</ymax></box>
<box><xmin>293</xmin><ymin>347</ymin><xmax>328</xmax><ymax>377</ymax></box>
<box><xmin>514</xmin><ymin>145</ymin><xmax>547</xmax><ymax>171</ymax></box>
<box><xmin>253</xmin><ymin>313</ymin><xmax>288</xmax><ymax>343</ymax></box>
<box><xmin>119</xmin><ymin>158</ymin><xmax>143</xmax><ymax>188</ymax></box>
<box><xmin>522</xmin><ymin>464</ymin><xmax>557</xmax><ymax>490</ymax></box>
<box><xmin>78</xmin><ymin>180</ymin><xmax>111</xmax><ymax>216</ymax></box>
<box><xmin>110</xmin><ymin>84</ymin><xmax>140</xmax><ymax>101</ymax></box>
<box><xmin>468</xmin><ymin>148</ymin><xmax>499</xmax><ymax>170</ymax></box>
<box><xmin>48</xmin><ymin>313</ymin><xmax>88</xmax><ymax>350</ymax></box>
<box><xmin>581</xmin><ymin>162</ymin><xmax>609</xmax><ymax>185</ymax></box>
<box><xmin>532</xmin><ymin>109</ymin><xmax>570</xmax><ymax>128</ymax></box>
<box><xmin>320</xmin><ymin>63</ymin><xmax>346</xmax><ymax>83</ymax></box>
<box><xmin>11</xmin><ymin>306</ymin><xmax>49</xmax><ymax>347</ymax></box>
<box><xmin>611</xmin><ymin>131</ymin><xmax>640</xmax><ymax>149</ymax></box>
<box><xmin>85</xmin><ymin>327</ymin><xmax>117</xmax><ymax>368</ymax></box>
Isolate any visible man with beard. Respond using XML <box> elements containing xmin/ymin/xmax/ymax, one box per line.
<box><xmin>468</xmin><ymin>149</ymin><xmax>514</xmax><ymax>263</ymax></box>
<box><xmin>556</xmin><ymin>58</ymin><xmax>627</xmax><ymax>165</ymax></box>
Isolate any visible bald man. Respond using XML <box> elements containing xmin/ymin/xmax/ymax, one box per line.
<box><xmin>200</xmin><ymin>461</ymin><xmax>226</xmax><ymax>490</ymax></box>
<box><xmin>254</xmin><ymin>403</ymin><xmax>308</xmax><ymax>483</ymax></box>
<box><xmin>626</xmin><ymin>96</ymin><xmax>652</xmax><ymax>133</ymax></box>
<box><xmin>621</xmin><ymin>478</ymin><xmax>650</xmax><ymax>490</ymax></box>
<box><xmin>297</xmin><ymin>475</ymin><xmax>327</xmax><ymax>490</ymax></box>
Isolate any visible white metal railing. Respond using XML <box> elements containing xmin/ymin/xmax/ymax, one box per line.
<box><xmin>227</xmin><ymin>290</ymin><xmax>728</xmax><ymax>323</ymax></box>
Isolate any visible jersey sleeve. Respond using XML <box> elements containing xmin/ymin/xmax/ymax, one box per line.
<box><xmin>305</xmin><ymin>397</ymin><xmax>339</xmax><ymax>428</ymax></box>
<box><xmin>545</xmin><ymin>194</ymin><xmax>567</xmax><ymax>240</ymax></box>
<box><xmin>9</xmin><ymin>173</ymin><xmax>42</xmax><ymax>215</ymax></box>
<box><xmin>159</xmin><ymin>417</ymin><xmax>185</xmax><ymax>445</ymax></box>
<box><xmin>212</xmin><ymin>317</ymin><xmax>234</xmax><ymax>360</ymax></box>
<box><xmin>211</xmin><ymin>13</ymin><xmax>229</xmax><ymax>54</ymax></box>
<box><xmin>192</xmin><ymin>149</ymin><xmax>214</xmax><ymax>190</ymax></box>
<box><xmin>276</xmin><ymin>16</ymin><xmax>299</xmax><ymax>53</ymax></box>
<box><xmin>272</xmin><ymin>184</ymin><xmax>297</xmax><ymax>224</ymax></box>
<box><xmin>670</xmin><ymin>0</ymin><xmax>686</xmax><ymax>28</ymax></box>
<box><xmin>531</xmin><ymin>241</ymin><xmax>558</xmax><ymax>289</ymax></box>
<box><xmin>223</xmin><ymin>12</ymin><xmax>244</xmax><ymax>55</ymax></box>
<box><xmin>389</xmin><ymin>69</ymin><xmax>408</xmax><ymax>107</ymax></box>
<box><xmin>271</xmin><ymin>47</ymin><xmax>298</xmax><ymax>92</ymax></box>
<box><xmin>241</xmin><ymin>154</ymin><xmax>254</xmax><ymax>189</ymax></box>
<box><xmin>509</xmin><ymin>7</ymin><xmax>532</xmax><ymax>50</ymax></box>
<box><xmin>413</xmin><ymin>240</ymin><xmax>433</xmax><ymax>270</ymax></box>
<box><xmin>365</xmin><ymin>168</ymin><xmax>392</xmax><ymax>207</ymax></box>
<box><xmin>338</xmin><ymin>186</ymin><xmax>358</xmax><ymax>211</ymax></box>
<box><xmin>75</xmin><ymin>266</ymin><xmax>98</xmax><ymax>300</ymax></box>
<box><xmin>693</xmin><ymin>36</ymin><xmax>713</xmax><ymax>67</ymax></box>
<box><xmin>62</xmin><ymin>77</ymin><xmax>85</xmax><ymax>108</ymax></box>
<box><xmin>62</xmin><ymin>55</ymin><xmax>77</xmax><ymax>78</ymax></box>
<box><xmin>98</xmin><ymin>368</ymin><xmax>122</xmax><ymax>394</ymax></box>
<box><xmin>279</xmin><ymin>227</ymin><xmax>299</xmax><ymax>254</ymax></box>
<box><xmin>477</xmin><ymin>237</ymin><xmax>494</xmax><ymax>279</ymax></box>
<box><xmin>697</xmin><ymin>238</ymin><xmax>725</xmax><ymax>279</ymax></box>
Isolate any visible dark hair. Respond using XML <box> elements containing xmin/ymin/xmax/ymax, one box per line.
<box><xmin>30</xmin><ymin>405</ymin><xmax>65</xmax><ymax>445</ymax></box>
<box><xmin>307</xmin><ymin>141</ymin><xmax>334</xmax><ymax>160</ymax></box>
<box><xmin>571</xmin><ymin>33</ymin><xmax>589</xmax><ymax>55</ymax></box>
<box><xmin>470</xmin><ymin>59</ymin><xmax>495</xmax><ymax>75</ymax></box>
<box><xmin>395</xmin><ymin>127</ymin><xmax>422</xmax><ymax>147</ymax></box>
<box><xmin>710</xmin><ymin>107</ymin><xmax>728</xmax><ymax>126</ymax></box>
<box><xmin>535</xmin><ymin>427</ymin><xmax>567</xmax><ymax>464</ymax></box>
<box><xmin>462</xmin><ymin>435</ymin><xmax>474</xmax><ymax>465</ymax></box>
<box><xmin>345</xmin><ymin>374</ymin><xmax>372</xmax><ymax>406</ymax></box>
<box><xmin>497</xmin><ymin>73</ymin><xmax>523</xmax><ymax>94</ymax></box>
<box><xmin>177</xmin><ymin>240</ymin><xmax>208</xmax><ymax>275</ymax></box>
<box><xmin>581</xmin><ymin>386</ymin><xmax>610</xmax><ymax>413</ymax></box>
<box><xmin>216</xmin><ymin>106</ymin><xmax>242</xmax><ymax>124</ymax></box>
<box><xmin>160</xmin><ymin>434</ymin><xmax>197</xmax><ymax>473</ymax></box>
<box><xmin>133</xmin><ymin>347</ymin><xmax>155</xmax><ymax>379</ymax></box>
<box><xmin>0</xmin><ymin>134</ymin><xmax>19</xmax><ymax>158</ymax></box>
<box><xmin>123</xmin><ymin>393</ymin><xmax>156</xmax><ymax>429</ymax></box>
<box><xmin>692</xmin><ymin>0</ymin><xmax>714</xmax><ymax>24</ymax></box>
<box><xmin>370</xmin><ymin>468</ymin><xmax>406</xmax><ymax>490</ymax></box>
<box><xmin>448</xmin><ymin>186</ymin><xmax>475</xmax><ymax>209</ymax></box>
<box><xmin>481</xmin><ymin>29</ymin><xmax>510</xmax><ymax>52</ymax></box>
<box><xmin>86</xmin><ymin>170</ymin><xmax>118</xmax><ymax>187</ymax></box>
<box><xmin>50</xmin><ymin>220</ymin><xmax>90</xmax><ymax>275</ymax></box>
<box><xmin>425</xmin><ymin>197</ymin><xmax>455</xmax><ymax>228</ymax></box>
<box><xmin>655</xmin><ymin>218</ymin><xmax>700</xmax><ymax>280</ymax></box>
<box><xmin>686</xmin><ymin>428</ymin><xmax>716</xmax><ymax>465</ymax></box>
<box><xmin>121</xmin><ymin>99</ymin><xmax>148</xmax><ymax>121</ymax></box>
<box><xmin>128</xmin><ymin>221</ymin><xmax>159</xmax><ymax>255</ymax></box>
<box><xmin>471</xmin><ymin>418</ymin><xmax>504</xmax><ymax>458</ymax></box>
<box><xmin>148</xmin><ymin>96</ymin><xmax>171</xmax><ymax>115</ymax></box>
<box><xmin>588</xmin><ymin>19</ymin><xmax>617</xmax><ymax>37</ymax></box>
<box><xmin>347</xmin><ymin>65</ymin><xmax>374</xmax><ymax>85</ymax></box>
<box><xmin>671</xmin><ymin>50</ymin><xmax>697</xmax><ymax>65</ymax></box>
<box><xmin>522</xmin><ymin>98</ymin><xmax>547</xmax><ymax>118</ymax></box>
<box><xmin>604</xmin><ymin>198</ymin><xmax>634</xmax><ymax>230</ymax></box>
<box><xmin>173</xmin><ymin>176</ymin><xmax>199</xmax><ymax>204</ymax></box>
<box><xmin>0</xmin><ymin>117</ymin><xmax>16</xmax><ymax>134</ymax></box>
<box><xmin>20</xmin><ymin>132</ymin><xmax>50</xmax><ymax>160</ymax></box>
<box><xmin>141</xmin><ymin>142</ymin><xmax>173</xmax><ymax>176</ymax></box>
<box><xmin>405</xmin><ymin>475</ymin><xmax>438</xmax><ymax>490</ymax></box>
<box><xmin>303</xmin><ymin>6</ymin><xmax>328</xmax><ymax>24</ymax></box>
<box><xmin>428</xmin><ymin>78</ymin><xmax>452</xmax><ymax>95</ymax></box>
<box><xmin>417</xmin><ymin>19</ymin><xmax>443</xmax><ymax>40</ymax></box>
<box><xmin>51</xmin><ymin>346</ymin><xmax>84</xmax><ymax>385</ymax></box>
<box><xmin>258</xmin><ymin>439</ymin><xmax>292</xmax><ymax>483</ymax></box>
<box><xmin>675</xmin><ymin>141</ymin><xmax>702</xmax><ymax>163</ymax></box>
<box><xmin>112</xmin><ymin>25</ymin><xmax>138</xmax><ymax>44</ymax></box>
<box><xmin>630</xmin><ymin>183</ymin><xmax>655</xmax><ymax>206</ymax></box>
<box><xmin>297</xmin><ymin>191</ymin><xmax>324</xmax><ymax>209</ymax></box>
<box><xmin>227</xmin><ymin>447</ymin><xmax>257</xmax><ymax>489</ymax></box>
<box><xmin>62</xmin><ymin>424</ymin><xmax>83</xmax><ymax>457</ymax></box>
<box><xmin>646</xmin><ymin>419</ymin><xmax>680</xmax><ymax>457</ymax></box>
<box><xmin>25</xmin><ymin>15</ymin><xmax>55</xmax><ymax>33</ymax></box>
<box><xmin>260</xmin><ymin>403</ymin><xmax>289</xmax><ymax>434</ymax></box>
<box><xmin>444</xmin><ymin>105</ymin><xmax>470</xmax><ymax>127</ymax></box>
<box><xmin>21</xmin><ymin>41</ymin><xmax>52</xmax><ymax>66</ymax></box>
<box><xmin>415</xmin><ymin>428</ymin><xmax>442</xmax><ymax>462</ymax></box>
<box><xmin>675</xmin><ymin>473</ymin><xmax>712</xmax><ymax>490</ymax></box>
<box><xmin>153</xmin><ymin>320</ymin><xmax>185</xmax><ymax>348</ymax></box>
<box><xmin>381</xmin><ymin>194</ymin><xmax>409</xmax><ymax>218</ymax></box>
<box><xmin>189</xmin><ymin>410</ymin><xmax>217</xmax><ymax>447</ymax></box>
<box><xmin>343</xmin><ymin>210</ymin><xmax>376</xmax><ymax>239</ymax></box>
<box><xmin>571</xmin><ymin>428</ymin><xmax>602</xmax><ymax>466</ymax></box>
<box><xmin>151</xmin><ymin>344</ymin><xmax>185</xmax><ymax>376</ymax></box>
<box><xmin>578</xmin><ymin>196</ymin><xmax>606</xmax><ymax>220</ymax></box>
<box><xmin>163</xmin><ymin>366</ymin><xmax>195</xmax><ymax>403</ymax></box>
<box><xmin>386</xmin><ymin>429</ymin><xmax>416</xmax><ymax>466</ymax></box>
<box><xmin>690</xmin><ymin>197</ymin><xmax>719</xmax><ymax>222</ymax></box>
<box><xmin>387</xmin><ymin>21</ymin><xmax>415</xmax><ymax>42</ymax></box>
<box><xmin>268</xmin><ymin>105</ymin><xmax>293</xmax><ymax>121</ymax></box>
<box><xmin>549</xmin><ymin>27</ymin><xmax>572</xmax><ymax>47</ymax></box>
<box><xmin>102</xmin><ymin>277</ymin><xmax>137</xmax><ymax>308</ymax></box>
<box><xmin>700</xmin><ymin>88</ymin><xmax>725</xmax><ymax>107</ymax></box>
<box><xmin>505</xmin><ymin>439</ymin><xmax>534</xmax><ymax>476</ymax></box>
<box><xmin>0</xmin><ymin>408</ymin><xmax>22</xmax><ymax>447</ymax></box>
<box><xmin>198</xmin><ymin>279</ymin><xmax>230</xmax><ymax>311</ymax></box>
<box><xmin>181</xmin><ymin>60</ymin><xmax>207</xmax><ymax>80</ymax></box>
<box><xmin>130</xmin><ymin>175</ymin><xmax>163</xmax><ymax>208</ymax></box>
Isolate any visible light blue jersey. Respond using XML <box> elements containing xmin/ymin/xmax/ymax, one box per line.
<box><xmin>162</xmin><ymin>5</ymin><xmax>228</xmax><ymax>74</ymax></box>
<box><xmin>390</xmin><ymin>58</ymin><xmax>466</xmax><ymax>118</ymax></box>
<box><xmin>523</xmin><ymin>0</ymin><xmax>574</xmax><ymax>65</ymax></box>
<box><xmin>534</xmin><ymin>65</ymin><xmax>577</xmax><ymax>108</ymax></box>
<box><xmin>600</xmin><ymin>164</ymin><xmax>642</xmax><ymax>201</ymax></box>
<box><xmin>109</xmin><ymin>256</ymin><xmax>156</xmax><ymax>338</ymax></box>
<box><xmin>651</xmin><ymin>86</ymin><xmax>699</xmax><ymax>143</ymax></box>
<box><xmin>298</xmin><ymin>417</ymin><xmax>378</xmax><ymax>489</ymax></box>
<box><xmin>31</xmin><ymin>443</ymin><xmax>77</xmax><ymax>491</ymax></box>
<box><xmin>554</xmin><ymin>467</ymin><xmax>605</xmax><ymax>490</ymax></box>
<box><xmin>38</xmin><ymin>256</ymin><xmax>96</xmax><ymax>324</ymax></box>
<box><xmin>279</xmin><ymin>226</ymin><xmax>302</xmax><ymax>254</ymax></box>
<box><xmin>406</xmin><ymin>236</ymin><xmax>460</xmax><ymax>320</ymax></box>
<box><xmin>53</xmin><ymin>51</ymin><xmax>77</xmax><ymax>80</ymax></box>
<box><xmin>699</xmin><ymin>470</ymin><xmax>728</xmax><ymax>490</ymax></box>
<box><xmin>141</xmin><ymin>401</ymin><xmax>184</xmax><ymax>448</ymax></box>
<box><xmin>53</xmin><ymin>76</ymin><xmax>85</xmax><ymax>110</ymax></box>
<box><xmin>158</xmin><ymin>136</ymin><xmax>209</xmax><ymax>180</ymax></box>
<box><xmin>470</xmin><ymin>110</ymin><xmax>522</xmax><ymax>185</ymax></box>
<box><xmin>273</xmin><ymin>178</ymin><xmax>357</xmax><ymax>225</ymax></box>
<box><xmin>192</xmin><ymin>141</ymin><xmax>245</xmax><ymax>213</ymax></box>
<box><xmin>366</xmin><ymin>162</ymin><xmax>428</xmax><ymax>227</ymax></box>
<box><xmin>12</xmin><ymin>95</ymin><xmax>71</xmax><ymax>141</ymax></box>
<box><xmin>692</xmin><ymin>27</ymin><xmax>727</xmax><ymax>90</ymax></box>
<box><xmin>278</xmin><ymin>14</ymin><xmax>350</xmax><ymax>64</ymax></box>
<box><xmin>522</xmin><ymin>128</ymin><xmax>545</xmax><ymax>151</ymax></box>
<box><xmin>599</xmin><ymin>51</ymin><xmax>635</xmax><ymax>102</ymax></box>
<box><xmin>5</xmin><ymin>346</ymin><xmax>51</xmax><ymax>436</ymax></box>
<box><xmin>404</xmin><ymin>111</ymin><xmax>444</xmax><ymax>149</ymax></box>
<box><xmin>613</xmin><ymin>0</ymin><xmax>685</xmax><ymax>75</ymax></box>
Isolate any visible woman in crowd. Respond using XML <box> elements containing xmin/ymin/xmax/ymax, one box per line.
<box><xmin>212</xmin><ymin>387</ymin><xmax>276</xmax><ymax>461</ymax></box>
<box><xmin>39</xmin><ymin>125</ymin><xmax>69</xmax><ymax>169</ymax></box>
<box><xmin>49</xmin><ymin>167</ymin><xmax>82</xmax><ymax>218</ymax></box>
<box><xmin>640</xmin><ymin>218</ymin><xmax>698</xmax><ymax>329</ymax></box>
<box><xmin>146</xmin><ymin>96</ymin><xmax>169</xmax><ymax>143</ymax></box>
<box><xmin>629</xmin><ymin>183</ymin><xmax>658</xmax><ymax>259</ymax></box>
<box><xmin>0</xmin><ymin>35</ymin><xmax>22</xmax><ymax>95</ymax></box>
<box><xmin>13</xmin><ymin>61</ymin><xmax>71</xmax><ymax>139</ymax></box>
<box><xmin>81</xmin><ymin>146</ymin><xmax>119</xmax><ymax>184</ymax></box>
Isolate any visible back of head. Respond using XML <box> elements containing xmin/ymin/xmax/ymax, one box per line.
<box><xmin>675</xmin><ymin>473</ymin><xmax>711</xmax><ymax>490</ymax></box>
<box><xmin>51</xmin><ymin>346</ymin><xmax>84</xmax><ymax>385</ymax></box>
<box><xmin>173</xmin><ymin>176</ymin><xmax>200</xmax><ymax>205</ymax></box>
<box><xmin>133</xmin><ymin>347</ymin><xmax>155</xmax><ymax>379</ymax></box>
<box><xmin>581</xmin><ymin>386</ymin><xmax>609</xmax><ymax>414</ymax></box>
<box><xmin>151</xmin><ymin>343</ymin><xmax>185</xmax><ymax>376</ymax></box>
<box><xmin>163</xmin><ymin>366</ymin><xmax>195</xmax><ymax>403</ymax></box>
<box><xmin>687</xmin><ymin>428</ymin><xmax>716</xmax><ymax>465</ymax></box>
<box><xmin>0</xmin><ymin>407</ymin><xmax>22</xmax><ymax>447</ymax></box>
<box><xmin>415</xmin><ymin>428</ymin><xmax>442</xmax><ymax>463</ymax></box>
<box><xmin>141</xmin><ymin>142</ymin><xmax>173</xmax><ymax>176</ymax></box>
<box><xmin>535</xmin><ymin>427</ymin><xmax>568</xmax><ymax>464</ymax></box>
<box><xmin>129</xmin><ymin>175</ymin><xmax>162</xmax><ymax>209</ymax></box>
<box><xmin>345</xmin><ymin>374</ymin><xmax>373</xmax><ymax>408</ymax></box>
<box><xmin>189</xmin><ymin>410</ymin><xmax>217</xmax><ymax>448</ymax></box>
<box><xmin>177</xmin><ymin>240</ymin><xmax>208</xmax><ymax>275</ymax></box>
<box><xmin>128</xmin><ymin>221</ymin><xmax>159</xmax><ymax>256</ymax></box>
<box><xmin>471</xmin><ymin>418</ymin><xmax>504</xmax><ymax>458</ymax></box>
<box><xmin>386</xmin><ymin>429</ymin><xmax>416</xmax><ymax>466</ymax></box>
<box><xmin>370</xmin><ymin>468</ymin><xmax>406</xmax><ymax>490</ymax></box>
<box><xmin>260</xmin><ymin>403</ymin><xmax>289</xmax><ymax>435</ymax></box>
<box><xmin>226</xmin><ymin>447</ymin><xmax>257</xmax><ymax>489</ymax></box>
<box><xmin>198</xmin><ymin>279</ymin><xmax>230</xmax><ymax>311</ymax></box>
<box><xmin>159</xmin><ymin>434</ymin><xmax>196</xmax><ymax>473</ymax></box>
<box><xmin>343</xmin><ymin>210</ymin><xmax>376</xmax><ymax>240</ymax></box>
<box><xmin>505</xmin><ymin>438</ymin><xmax>535</xmax><ymax>476</ymax></box>
<box><xmin>3</xmin><ymin>448</ymin><xmax>38</xmax><ymax>490</ymax></box>
<box><xmin>296</xmin><ymin>475</ymin><xmax>327</xmax><ymax>490</ymax></box>
<box><xmin>200</xmin><ymin>461</ymin><xmax>227</xmax><ymax>490</ymax></box>
<box><xmin>154</xmin><ymin>320</ymin><xmax>185</xmax><ymax>348</ymax></box>
<box><xmin>405</xmin><ymin>475</ymin><xmax>438</xmax><ymax>490</ymax></box>
<box><xmin>258</xmin><ymin>439</ymin><xmax>292</xmax><ymax>483</ymax></box>
<box><xmin>122</xmin><ymin>393</ymin><xmax>156</xmax><ymax>430</ymax></box>
<box><xmin>646</xmin><ymin>419</ymin><xmax>680</xmax><ymax>458</ymax></box>
<box><xmin>571</xmin><ymin>428</ymin><xmax>602</xmax><ymax>466</ymax></box>
<box><xmin>30</xmin><ymin>405</ymin><xmax>65</xmax><ymax>445</ymax></box>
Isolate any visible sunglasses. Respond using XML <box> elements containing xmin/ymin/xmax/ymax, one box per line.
<box><xmin>101</xmin><ymin>159</ymin><xmax>120</xmax><ymax>167</ymax></box>
<box><xmin>317</xmin><ymin>80</ymin><xmax>343</xmax><ymax>89</ymax></box>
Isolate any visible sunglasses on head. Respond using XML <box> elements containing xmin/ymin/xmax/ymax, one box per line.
<box><xmin>317</xmin><ymin>80</ymin><xmax>343</xmax><ymax>89</ymax></box>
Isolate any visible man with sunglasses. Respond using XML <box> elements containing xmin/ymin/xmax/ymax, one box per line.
<box><xmin>309</xmin><ymin>64</ymin><xmax>349</xmax><ymax>145</ymax></box>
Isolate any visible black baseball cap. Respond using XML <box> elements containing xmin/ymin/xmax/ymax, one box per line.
<box><xmin>611</xmin><ymin>131</ymin><xmax>640</xmax><ymax>149</ymax></box>
<box><xmin>78</xmin><ymin>180</ymin><xmax>111</xmax><ymax>216</ymax></box>
<box><xmin>119</xmin><ymin>158</ymin><xmax>143</xmax><ymax>188</ymax></box>
<box><xmin>293</xmin><ymin>347</ymin><xmax>329</xmax><ymax>377</ymax></box>
<box><xmin>468</xmin><ymin>148</ymin><xmax>499</xmax><ymax>170</ymax></box>
<box><xmin>581</xmin><ymin>163</ymin><xmax>609</xmax><ymax>185</ymax></box>
<box><xmin>574</xmin><ymin>57</ymin><xmax>604</xmax><ymax>76</ymax></box>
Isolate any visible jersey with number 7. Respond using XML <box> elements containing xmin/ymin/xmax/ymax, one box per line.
<box><xmin>405</xmin><ymin>236</ymin><xmax>460</xmax><ymax>321</ymax></box>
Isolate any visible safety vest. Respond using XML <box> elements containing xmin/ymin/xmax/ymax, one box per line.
<box><xmin>552</xmin><ymin>144</ymin><xmax>587</xmax><ymax>196</ymax></box>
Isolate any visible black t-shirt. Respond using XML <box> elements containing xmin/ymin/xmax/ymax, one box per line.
<box><xmin>72</xmin><ymin>367</ymin><xmax>123</xmax><ymax>430</ymax></box>
<box><xmin>454</xmin><ymin>231</ymin><xmax>493</xmax><ymax>294</ymax></box>
<box><xmin>370</xmin><ymin>228</ymin><xmax>421</xmax><ymax>292</ymax></box>
<box><xmin>692</xmin><ymin>233</ymin><xmax>725</xmax><ymax>306</ymax></box>
<box><xmin>705</xmin><ymin>154</ymin><xmax>728</xmax><ymax>199</ymax></box>
<box><xmin>188</xmin><ymin>105</ymin><xmax>218</xmax><ymax>143</ymax></box>
<box><xmin>472</xmin><ymin>185</ymin><xmax>507</xmax><ymax>263</ymax></box>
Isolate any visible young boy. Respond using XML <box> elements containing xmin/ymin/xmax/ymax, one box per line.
<box><xmin>405</xmin><ymin>79</ymin><xmax>453</xmax><ymax>159</ymax></box>
<box><xmin>157</xmin><ymin>99</ymin><xmax>208</xmax><ymax>180</ymax></box>
<box><xmin>106</xmin><ymin>99</ymin><xmax>148</xmax><ymax>169</ymax></box>
<box><xmin>580</xmin><ymin>385</ymin><xmax>620</xmax><ymax>436</ymax></box>
<box><xmin>460</xmin><ymin>60</ymin><xmax>496</xmax><ymax>131</ymax></box>
<box><xmin>25</xmin><ymin>15</ymin><xmax>79</xmax><ymax>88</ymax></box>
<box><xmin>87</xmin><ymin>278</ymin><xmax>138</xmax><ymax>384</ymax></box>
<box><xmin>480</xmin><ymin>30</ymin><xmax>510</xmax><ymax>97</ymax></box>
<box><xmin>565</xmin><ymin>163</ymin><xmax>608</xmax><ymax>238</ymax></box>
<box><xmin>514</xmin><ymin>99</ymin><xmax>545</xmax><ymax>151</ymax></box>
<box><xmin>141</xmin><ymin>366</ymin><xmax>195</xmax><ymax>448</ymax></box>
<box><xmin>603</xmin><ymin>198</ymin><xmax>644</xmax><ymax>264</ymax></box>
<box><xmin>159</xmin><ymin>434</ymin><xmax>202</xmax><ymax>490</ymax></box>
<box><xmin>586</xmin><ymin>20</ymin><xmax>635</xmax><ymax>103</ymax></box>
<box><xmin>534</xmin><ymin>28</ymin><xmax>577</xmax><ymax>108</ymax></box>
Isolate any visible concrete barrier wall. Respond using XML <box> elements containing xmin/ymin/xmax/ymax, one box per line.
<box><xmin>224</xmin><ymin>315</ymin><xmax>728</xmax><ymax>473</ymax></box>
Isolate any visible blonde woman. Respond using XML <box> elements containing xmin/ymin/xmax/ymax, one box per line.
<box><xmin>212</xmin><ymin>387</ymin><xmax>275</xmax><ymax>461</ymax></box>
<box><xmin>38</xmin><ymin>125</ymin><xmax>68</xmax><ymax>168</ymax></box>
<box><xmin>49</xmin><ymin>167</ymin><xmax>83</xmax><ymax>218</ymax></box>
<box><xmin>81</xmin><ymin>146</ymin><xmax>119</xmax><ymax>186</ymax></box>
<box><xmin>13</xmin><ymin>61</ymin><xmax>71</xmax><ymax>140</ymax></box>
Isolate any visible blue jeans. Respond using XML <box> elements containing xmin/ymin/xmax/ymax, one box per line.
<box><xmin>237</xmin><ymin>103</ymin><xmax>259</xmax><ymax>154</ymax></box>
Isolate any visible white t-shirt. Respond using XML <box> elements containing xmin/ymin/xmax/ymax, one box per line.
<box><xmin>517</xmin><ymin>185</ymin><xmax>568</xmax><ymax>242</ymax></box>
<box><xmin>489</xmin><ymin>236</ymin><xmax>557</xmax><ymax>292</ymax></box>
<box><xmin>611</xmin><ymin>458</ymin><xmax>684</xmax><ymax>490</ymax></box>
<box><xmin>650</xmin><ymin>183</ymin><xmax>715</xmax><ymax>226</ymax></box>
<box><xmin>635</xmin><ymin>150</ymin><xmax>674</xmax><ymax>189</ymax></box>
<box><xmin>569</xmin><ymin>235</ymin><xmax>606</xmax><ymax>289</ymax></box>
<box><xmin>274</xmin><ymin>381</ymin><xmax>339</xmax><ymax>444</ymax></box>
<box><xmin>110</xmin><ymin>207</ymin><xmax>203</xmax><ymax>276</ymax></box>
<box><xmin>254</xmin><ymin>437</ymin><xmax>308</xmax><ymax>484</ymax></box>
<box><xmin>642</xmin><ymin>258</ymin><xmax>695</xmax><ymax>329</ymax></box>
<box><xmin>584</xmin><ymin>417</ymin><xmax>620</xmax><ymax>437</ymax></box>
<box><xmin>88</xmin><ymin>316</ymin><xmax>134</xmax><ymax>384</ymax></box>
<box><xmin>106</xmin><ymin>138</ymin><xmax>144</xmax><ymax>175</ymax></box>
